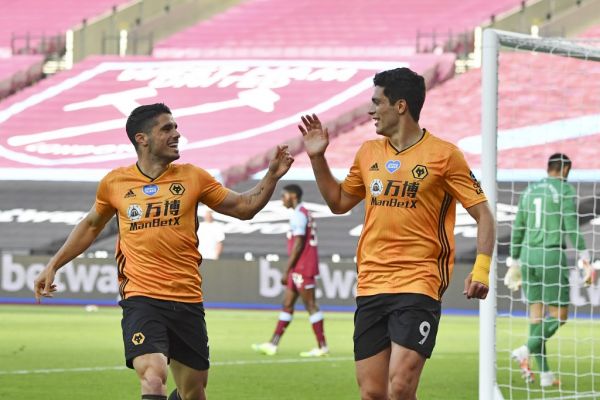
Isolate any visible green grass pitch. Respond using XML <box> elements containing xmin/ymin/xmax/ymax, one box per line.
<box><xmin>0</xmin><ymin>305</ymin><xmax>597</xmax><ymax>399</ymax></box>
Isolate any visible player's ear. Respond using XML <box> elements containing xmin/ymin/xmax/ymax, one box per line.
<box><xmin>135</xmin><ymin>132</ymin><xmax>148</xmax><ymax>148</ymax></box>
<box><xmin>395</xmin><ymin>99</ymin><xmax>408</xmax><ymax>115</ymax></box>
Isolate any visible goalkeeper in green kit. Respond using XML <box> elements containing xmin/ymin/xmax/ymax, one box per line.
<box><xmin>504</xmin><ymin>153</ymin><xmax>596</xmax><ymax>387</ymax></box>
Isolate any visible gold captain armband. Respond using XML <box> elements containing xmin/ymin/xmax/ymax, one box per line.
<box><xmin>471</xmin><ymin>254</ymin><xmax>491</xmax><ymax>287</ymax></box>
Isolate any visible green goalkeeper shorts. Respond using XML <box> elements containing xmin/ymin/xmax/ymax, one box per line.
<box><xmin>520</xmin><ymin>247</ymin><xmax>570</xmax><ymax>306</ymax></box>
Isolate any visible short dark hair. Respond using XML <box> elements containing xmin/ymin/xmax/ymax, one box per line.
<box><xmin>373</xmin><ymin>67</ymin><xmax>426</xmax><ymax>122</ymax></box>
<box><xmin>126</xmin><ymin>103</ymin><xmax>172</xmax><ymax>148</ymax></box>
<box><xmin>547</xmin><ymin>153</ymin><xmax>571</xmax><ymax>172</ymax></box>
<box><xmin>283</xmin><ymin>184</ymin><xmax>303</xmax><ymax>201</ymax></box>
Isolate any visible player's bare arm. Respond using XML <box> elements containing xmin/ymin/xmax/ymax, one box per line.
<box><xmin>463</xmin><ymin>201</ymin><xmax>496</xmax><ymax>299</ymax></box>
<box><xmin>298</xmin><ymin>113</ymin><xmax>362</xmax><ymax>214</ymax></box>
<box><xmin>281</xmin><ymin>235</ymin><xmax>306</xmax><ymax>285</ymax></box>
<box><xmin>34</xmin><ymin>206</ymin><xmax>114</xmax><ymax>302</ymax></box>
<box><xmin>213</xmin><ymin>145</ymin><xmax>293</xmax><ymax>220</ymax></box>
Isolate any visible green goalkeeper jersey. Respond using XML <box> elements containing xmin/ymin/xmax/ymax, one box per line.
<box><xmin>510</xmin><ymin>176</ymin><xmax>587</xmax><ymax>259</ymax></box>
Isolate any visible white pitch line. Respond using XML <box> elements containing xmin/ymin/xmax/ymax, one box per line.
<box><xmin>530</xmin><ymin>393</ymin><xmax>599</xmax><ymax>400</ymax></box>
<box><xmin>0</xmin><ymin>356</ymin><xmax>354</xmax><ymax>375</ymax></box>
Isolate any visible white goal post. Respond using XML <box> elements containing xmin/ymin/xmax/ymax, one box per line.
<box><xmin>480</xmin><ymin>29</ymin><xmax>600</xmax><ymax>400</ymax></box>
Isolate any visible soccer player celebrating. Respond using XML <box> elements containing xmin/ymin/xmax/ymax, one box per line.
<box><xmin>504</xmin><ymin>153</ymin><xmax>595</xmax><ymax>387</ymax></box>
<box><xmin>252</xmin><ymin>184</ymin><xmax>328</xmax><ymax>357</ymax></box>
<box><xmin>298</xmin><ymin>67</ymin><xmax>495</xmax><ymax>400</ymax></box>
<box><xmin>33</xmin><ymin>103</ymin><xmax>294</xmax><ymax>400</ymax></box>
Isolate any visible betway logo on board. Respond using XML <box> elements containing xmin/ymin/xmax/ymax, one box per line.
<box><xmin>1</xmin><ymin>254</ymin><xmax>118</xmax><ymax>295</ymax></box>
<box><xmin>0</xmin><ymin>59</ymin><xmax>405</xmax><ymax>178</ymax></box>
<box><xmin>259</xmin><ymin>258</ymin><xmax>357</xmax><ymax>300</ymax></box>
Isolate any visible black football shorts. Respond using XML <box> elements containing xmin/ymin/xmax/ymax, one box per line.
<box><xmin>353</xmin><ymin>293</ymin><xmax>441</xmax><ymax>361</ymax></box>
<box><xmin>120</xmin><ymin>296</ymin><xmax>209</xmax><ymax>371</ymax></box>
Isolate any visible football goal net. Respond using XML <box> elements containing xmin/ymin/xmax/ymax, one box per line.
<box><xmin>479</xmin><ymin>29</ymin><xmax>600</xmax><ymax>400</ymax></box>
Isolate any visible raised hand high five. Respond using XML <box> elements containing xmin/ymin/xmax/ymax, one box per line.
<box><xmin>298</xmin><ymin>114</ymin><xmax>329</xmax><ymax>158</ymax></box>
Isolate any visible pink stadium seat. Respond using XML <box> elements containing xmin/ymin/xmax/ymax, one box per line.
<box><xmin>155</xmin><ymin>0</ymin><xmax>523</xmax><ymax>58</ymax></box>
<box><xmin>0</xmin><ymin>0</ymin><xmax>130</xmax><ymax>54</ymax></box>
<box><xmin>293</xmin><ymin>51</ymin><xmax>600</xmax><ymax>171</ymax></box>
<box><xmin>0</xmin><ymin>55</ymin><xmax>44</xmax><ymax>100</ymax></box>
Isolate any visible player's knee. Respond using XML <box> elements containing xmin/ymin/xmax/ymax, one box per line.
<box><xmin>389</xmin><ymin>375</ymin><xmax>417</xmax><ymax>400</ymax></box>
<box><xmin>178</xmin><ymin>385</ymin><xmax>206</xmax><ymax>400</ymax></box>
<box><xmin>141</xmin><ymin>372</ymin><xmax>167</xmax><ymax>394</ymax></box>
<box><xmin>306</xmin><ymin>303</ymin><xmax>319</xmax><ymax>314</ymax></box>
<box><xmin>359</xmin><ymin>385</ymin><xmax>387</xmax><ymax>400</ymax></box>
<box><xmin>281</xmin><ymin>304</ymin><xmax>294</xmax><ymax>313</ymax></box>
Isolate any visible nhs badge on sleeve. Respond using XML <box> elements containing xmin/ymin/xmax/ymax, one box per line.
<box><xmin>143</xmin><ymin>184</ymin><xmax>159</xmax><ymax>196</ymax></box>
<box><xmin>385</xmin><ymin>160</ymin><xmax>401</xmax><ymax>173</ymax></box>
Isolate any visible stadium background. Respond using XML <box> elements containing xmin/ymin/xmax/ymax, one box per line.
<box><xmin>0</xmin><ymin>0</ymin><xmax>599</xmax><ymax>399</ymax></box>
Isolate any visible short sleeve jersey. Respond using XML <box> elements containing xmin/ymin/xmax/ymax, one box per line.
<box><xmin>95</xmin><ymin>163</ymin><xmax>229</xmax><ymax>303</ymax></box>
<box><xmin>510</xmin><ymin>177</ymin><xmax>586</xmax><ymax>259</ymax></box>
<box><xmin>287</xmin><ymin>204</ymin><xmax>319</xmax><ymax>276</ymax></box>
<box><xmin>341</xmin><ymin>130</ymin><xmax>487</xmax><ymax>300</ymax></box>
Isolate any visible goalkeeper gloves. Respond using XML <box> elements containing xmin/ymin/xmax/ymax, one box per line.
<box><xmin>503</xmin><ymin>257</ymin><xmax>522</xmax><ymax>291</ymax></box>
<box><xmin>577</xmin><ymin>250</ymin><xmax>597</xmax><ymax>287</ymax></box>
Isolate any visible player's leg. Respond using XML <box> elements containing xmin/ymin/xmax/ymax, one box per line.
<box><xmin>120</xmin><ymin>297</ymin><xmax>172</xmax><ymax>399</ymax></box>
<box><xmin>522</xmin><ymin>302</ymin><xmax>544</xmax><ymax>379</ymax></box>
<box><xmin>272</xmin><ymin>284</ymin><xmax>299</xmax><ymax>345</ymax></box>
<box><xmin>252</xmin><ymin>275</ymin><xmax>299</xmax><ymax>355</ymax></box>
<box><xmin>354</xmin><ymin>294</ymin><xmax>392</xmax><ymax>400</ymax></box>
<box><xmin>512</xmin><ymin>250</ymin><xmax>543</xmax><ymax>382</ymax></box>
<box><xmin>356</xmin><ymin>348</ymin><xmax>391</xmax><ymax>400</ymax></box>
<box><xmin>537</xmin><ymin>250</ymin><xmax>569</xmax><ymax>386</ymax></box>
<box><xmin>388</xmin><ymin>343</ymin><xmax>426</xmax><ymax>400</ymax></box>
<box><xmin>134</xmin><ymin>353</ymin><xmax>170</xmax><ymax>398</ymax></box>
<box><xmin>387</xmin><ymin>294</ymin><xmax>440</xmax><ymax>400</ymax></box>
<box><xmin>169</xmin><ymin>359</ymin><xmax>208</xmax><ymax>400</ymax></box>
<box><xmin>298</xmin><ymin>276</ymin><xmax>328</xmax><ymax>356</ymax></box>
<box><xmin>166</xmin><ymin>301</ymin><xmax>210</xmax><ymax>400</ymax></box>
<box><xmin>534</xmin><ymin>305</ymin><xmax>568</xmax><ymax>387</ymax></box>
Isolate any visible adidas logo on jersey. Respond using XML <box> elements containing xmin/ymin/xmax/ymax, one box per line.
<box><xmin>369</xmin><ymin>163</ymin><xmax>379</xmax><ymax>171</ymax></box>
<box><xmin>124</xmin><ymin>189</ymin><xmax>136</xmax><ymax>198</ymax></box>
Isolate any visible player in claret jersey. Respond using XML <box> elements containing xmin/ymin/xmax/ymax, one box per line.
<box><xmin>33</xmin><ymin>103</ymin><xmax>294</xmax><ymax>400</ymax></box>
<box><xmin>252</xmin><ymin>184</ymin><xmax>328</xmax><ymax>357</ymax></box>
<box><xmin>298</xmin><ymin>67</ymin><xmax>496</xmax><ymax>399</ymax></box>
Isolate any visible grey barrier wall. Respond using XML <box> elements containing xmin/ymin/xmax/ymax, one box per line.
<box><xmin>1</xmin><ymin>253</ymin><xmax>597</xmax><ymax>313</ymax></box>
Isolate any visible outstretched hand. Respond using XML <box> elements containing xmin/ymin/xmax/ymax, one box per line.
<box><xmin>298</xmin><ymin>114</ymin><xmax>329</xmax><ymax>158</ymax></box>
<box><xmin>267</xmin><ymin>145</ymin><xmax>294</xmax><ymax>179</ymax></box>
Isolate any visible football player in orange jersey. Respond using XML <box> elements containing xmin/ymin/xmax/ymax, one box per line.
<box><xmin>299</xmin><ymin>68</ymin><xmax>495</xmax><ymax>400</ymax></box>
<box><xmin>33</xmin><ymin>103</ymin><xmax>294</xmax><ymax>400</ymax></box>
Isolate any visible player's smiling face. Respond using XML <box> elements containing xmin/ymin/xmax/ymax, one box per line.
<box><xmin>369</xmin><ymin>86</ymin><xmax>401</xmax><ymax>137</ymax></box>
<box><xmin>147</xmin><ymin>113</ymin><xmax>181</xmax><ymax>162</ymax></box>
